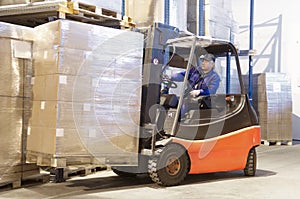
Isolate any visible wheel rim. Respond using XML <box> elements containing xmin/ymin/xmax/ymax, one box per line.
<box><xmin>165</xmin><ymin>156</ymin><xmax>181</xmax><ymax>176</ymax></box>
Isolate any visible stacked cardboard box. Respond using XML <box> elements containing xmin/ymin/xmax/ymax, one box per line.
<box><xmin>205</xmin><ymin>0</ymin><xmax>239</xmax><ymax>43</ymax></box>
<box><xmin>27</xmin><ymin>20</ymin><xmax>143</xmax><ymax>166</ymax></box>
<box><xmin>125</xmin><ymin>0</ymin><xmax>187</xmax><ymax>31</ymax></box>
<box><xmin>186</xmin><ymin>0</ymin><xmax>238</xmax><ymax>43</ymax></box>
<box><xmin>0</xmin><ymin>22</ymin><xmax>33</xmax><ymax>185</ymax></box>
<box><xmin>244</xmin><ymin>73</ymin><xmax>293</xmax><ymax>142</ymax></box>
<box><xmin>215</xmin><ymin>63</ymin><xmax>241</xmax><ymax>94</ymax></box>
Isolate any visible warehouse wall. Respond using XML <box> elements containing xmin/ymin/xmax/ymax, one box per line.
<box><xmin>231</xmin><ymin>0</ymin><xmax>300</xmax><ymax>140</ymax></box>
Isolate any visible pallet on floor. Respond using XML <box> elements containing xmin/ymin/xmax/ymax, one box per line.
<box><xmin>27</xmin><ymin>151</ymin><xmax>106</xmax><ymax>182</ymax></box>
<box><xmin>0</xmin><ymin>163</ymin><xmax>49</xmax><ymax>189</ymax></box>
<box><xmin>64</xmin><ymin>164</ymin><xmax>107</xmax><ymax>178</ymax></box>
<box><xmin>48</xmin><ymin>164</ymin><xmax>107</xmax><ymax>183</ymax></box>
<box><xmin>261</xmin><ymin>140</ymin><xmax>293</xmax><ymax>146</ymax></box>
<box><xmin>26</xmin><ymin>150</ymin><xmax>102</xmax><ymax>168</ymax></box>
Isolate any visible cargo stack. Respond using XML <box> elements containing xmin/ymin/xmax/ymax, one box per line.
<box><xmin>215</xmin><ymin>65</ymin><xmax>241</xmax><ymax>94</ymax></box>
<box><xmin>26</xmin><ymin>20</ymin><xmax>144</xmax><ymax>167</ymax></box>
<box><xmin>245</xmin><ymin>73</ymin><xmax>293</xmax><ymax>145</ymax></box>
<box><xmin>0</xmin><ymin>22</ymin><xmax>36</xmax><ymax>187</ymax></box>
<box><xmin>125</xmin><ymin>0</ymin><xmax>187</xmax><ymax>31</ymax></box>
<box><xmin>204</xmin><ymin>0</ymin><xmax>239</xmax><ymax>44</ymax></box>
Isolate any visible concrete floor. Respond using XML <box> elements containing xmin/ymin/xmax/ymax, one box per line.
<box><xmin>1</xmin><ymin>143</ymin><xmax>300</xmax><ymax>199</ymax></box>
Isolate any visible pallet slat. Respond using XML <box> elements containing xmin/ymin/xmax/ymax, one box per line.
<box><xmin>261</xmin><ymin>140</ymin><xmax>293</xmax><ymax>146</ymax></box>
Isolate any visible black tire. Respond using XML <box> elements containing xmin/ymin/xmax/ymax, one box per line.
<box><xmin>148</xmin><ymin>144</ymin><xmax>190</xmax><ymax>186</ymax></box>
<box><xmin>112</xmin><ymin>168</ymin><xmax>136</xmax><ymax>177</ymax></box>
<box><xmin>244</xmin><ymin>147</ymin><xmax>257</xmax><ymax>176</ymax></box>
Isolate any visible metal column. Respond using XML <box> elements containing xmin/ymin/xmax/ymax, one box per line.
<box><xmin>164</xmin><ymin>0</ymin><xmax>170</xmax><ymax>25</ymax></box>
<box><xmin>198</xmin><ymin>0</ymin><xmax>205</xmax><ymax>36</ymax></box>
<box><xmin>121</xmin><ymin>0</ymin><xmax>125</xmax><ymax>16</ymax></box>
<box><xmin>248</xmin><ymin>0</ymin><xmax>254</xmax><ymax>104</ymax></box>
<box><xmin>226</xmin><ymin>53</ymin><xmax>231</xmax><ymax>94</ymax></box>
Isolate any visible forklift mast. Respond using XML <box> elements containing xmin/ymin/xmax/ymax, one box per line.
<box><xmin>140</xmin><ymin>23</ymin><xmax>179</xmax><ymax>126</ymax></box>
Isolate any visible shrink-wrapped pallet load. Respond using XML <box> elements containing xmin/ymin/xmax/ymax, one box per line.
<box><xmin>27</xmin><ymin>20</ymin><xmax>144</xmax><ymax>167</ymax></box>
<box><xmin>187</xmin><ymin>0</ymin><xmax>238</xmax><ymax>43</ymax></box>
<box><xmin>0</xmin><ymin>22</ymin><xmax>33</xmax><ymax>186</ymax></box>
<box><xmin>126</xmin><ymin>0</ymin><xmax>187</xmax><ymax>31</ymax></box>
<box><xmin>244</xmin><ymin>73</ymin><xmax>293</xmax><ymax>144</ymax></box>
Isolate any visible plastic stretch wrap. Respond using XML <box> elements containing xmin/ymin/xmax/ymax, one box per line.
<box><xmin>0</xmin><ymin>97</ymin><xmax>23</xmax><ymax>166</ymax></box>
<box><xmin>126</xmin><ymin>0</ymin><xmax>187</xmax><ymax>31</ymax></box>
<box><xmin>28</xmin><ymin>20</ymin><xmax>143</xmax><ymax>165</ymax></box>
<box><xmin>205</xmin><ymin>0</ymin><xmax>239</xmax><ymax>43</ymax></box>
<box><xmin>0</xmin><ymin>99</ymin><xmax>22</xmax><ymax>181</ymax></box>
<box><xmin>33</xmin><ymin>20</ymin><xmax>123</xmax><ymax>51</ymax></box>
<box><xmin>0</xmin><ymin>39</ymin><xmax>32</xmax><ymax>98</ymax></box>
<box><xmin>0</xmin><ymin>22</ymin><xmax>33</xmax><ymax>40</ymax></box>
<box><xmin>0</xmin><ymin>22</ymin><xmax>33</xmax><ymax>183</ymax></box>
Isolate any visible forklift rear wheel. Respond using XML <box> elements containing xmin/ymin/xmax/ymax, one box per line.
<box><xmin>244</xmin><ymin>147</ymin><xmax>257</xmax><ymax>176</ymax></box>
<box><xmin>148</xmin><ymin>144</ymin><xmax>189</xmax><ymax>186</ymax></box>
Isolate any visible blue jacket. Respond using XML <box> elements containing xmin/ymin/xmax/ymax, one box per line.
<box><xmin>171</xmin><ymin>66</ymin><xmax>220</xmax><ymax>96</ymax></box>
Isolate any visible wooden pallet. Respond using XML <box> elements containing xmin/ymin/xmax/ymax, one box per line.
<box><xmin>46</xmin><ymin>164</ymin><xmax>106</xmax><ymax>183</ymax></box>
<box><xmin>75</xmin><ymin>2</ymin><xmax>121</xmax><ymax>20</ymax></box>
<box><xmin>26</xmin><ymin>150</ymin><xmax>101</xmax><ymax>168</ymax></box>
<box><xmin>120</xmin><ymin>16</ymin><xmax>136</xmax><ymax>30</ymax></box>
<box><xmin>261</xmin><ymin>140</ymin><xmax>293</xmax><ymax>146</ymax></box>
<box><xmin>0</xmin><ymin>163</ymin><xmax>49</xmax><ymax>189</ymax></box>
<box><xmin>64</xmin><ymin>164</ymin><xmax>107</xmax><ymax>178</ymax></box>
<box><xmin>26</xmin><ymin>151</ymin><xmax>106</xmax><ymax>182</ymax></box>
<box><xmin>0</xmin><ymin>1</ymin><xmax>121</xmax><ymax>28</ymax></box>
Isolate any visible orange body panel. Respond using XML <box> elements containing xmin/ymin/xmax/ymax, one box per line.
<box><xmin>172</xmin><ymin>126</ymin><xmax>260</xmax><ymax>174</ymax></box>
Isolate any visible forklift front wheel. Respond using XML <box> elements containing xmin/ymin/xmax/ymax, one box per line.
<box><xmin>148</xmin><ymin>144</ymin><xmax>190</xmax><ymax>186</ymax></box>
<box><xmin>244</xmin><ymin>147</ymin><xmax>257</xmax><ymax>176</ymax></box>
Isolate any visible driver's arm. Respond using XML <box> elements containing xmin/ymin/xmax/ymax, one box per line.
<box><xmin>170</xmin><ymin>71</ymin><xmax>186</xmax><ymax>82</ymax></box>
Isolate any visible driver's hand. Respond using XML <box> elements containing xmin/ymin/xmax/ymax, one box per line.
<box><xmin>162</xmin><ymin>74</ymin><xmax>170</xmax><ymax>80</ymax></box>
<box><xmin>190</xmin><ymin>90</ymin><xmax>201</xmax><ymax>97</ymax></box>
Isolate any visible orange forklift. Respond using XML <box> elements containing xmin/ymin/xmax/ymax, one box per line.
<box><xmin>109</xmin><ymin>23</ymin><xmax>260</xmax><ymax>186</ymax></box>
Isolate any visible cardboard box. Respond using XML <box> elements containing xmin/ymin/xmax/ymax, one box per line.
<box><xmin>0</xmin><ymin>96</ymin><xmax>29</xmax><ymax>173</ymax></box>
<box><xmin>0</xmin><ymin>39</ymin><xmax>32</xmax><ymax>98</ymax></box>
<box><xmin>32</xmin><ymin>74</ymin><xmax>95</xmax><ymax>102</ymax></box>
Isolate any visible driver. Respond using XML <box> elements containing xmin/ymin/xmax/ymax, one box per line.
<box><xmin>171</xmin><ymin>53</ymin><xmax>220</xmax><ymax>97</ymax></box>
<box><xmin>167</xmin><ymin>53</ymin><xmax>220</xmax><ymax>119</ymax></box>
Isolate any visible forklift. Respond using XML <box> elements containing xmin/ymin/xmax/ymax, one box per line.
<box><xmin>108</xmin><ymin>23</ymin><xmax>261</xmax><ymax>186</ymax></box>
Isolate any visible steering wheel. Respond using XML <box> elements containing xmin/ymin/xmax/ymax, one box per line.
<box><xmin>162</xmin><ymin>78</ymin><xmax>177</xmax><ymax>89</ymax></box>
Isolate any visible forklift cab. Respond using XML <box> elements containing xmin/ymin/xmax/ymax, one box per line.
<box><xmin>156</xmin><ymin>36</ymin><xmax>259</xmax><ymax>140</ymax></box>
